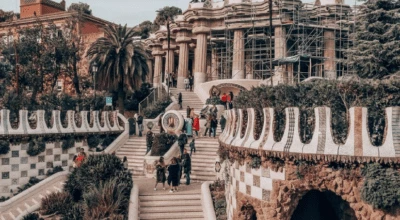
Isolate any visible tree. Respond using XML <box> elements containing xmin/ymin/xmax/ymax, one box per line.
<box><xmin>68</xmin><ymin>2</ymin><xmax>92</xmax><ymax>15</ymax></box>
<box><xmin>154</xmin><ymin>6</ymin><xmax>182</xmax><ymax>83</ymax></box>
<box><xmin>347</xmin><ymin>0</ymin><xmax>400</xmax><ymax>79</ymax></box>
<box><xmin>134</xmin><ymin>20</ymin><xmax>154</xmax><ymax>39</ymax></box>
<box><xmin>86</xmin><ymin>24</ymin><xmax>150</xmax><ymax>113</ymax></box>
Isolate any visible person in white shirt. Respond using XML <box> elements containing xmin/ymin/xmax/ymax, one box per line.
<box><xmin>184</xmin><ymin>77</ymin><xmax>189</xmax><ymax>91</ymax></box>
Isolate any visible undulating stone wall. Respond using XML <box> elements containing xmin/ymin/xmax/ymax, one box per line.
<box><xmin>0</xmin><ymin>110</ymin><xmax>125</xmax><ymax>197</ymax></box>
<box><xmin>219</xmin><ymin>106</ymin><xmax>400</xmax><ymax>219</ymax></box>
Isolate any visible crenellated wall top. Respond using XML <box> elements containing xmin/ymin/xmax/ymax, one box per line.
<box><xmin>219</xmin><ymin>106</ymin><xmax>400</xmax><ymax>162</ymax></box>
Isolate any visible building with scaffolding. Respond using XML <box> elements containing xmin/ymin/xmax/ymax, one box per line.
<box><xmin>146</xmin><ymin>0</ymin><xmax>355</xmax><ymax>94</ymax></box>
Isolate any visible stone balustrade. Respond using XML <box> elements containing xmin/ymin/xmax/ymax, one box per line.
<box><xmin>0</xmin><ymin>109</ymin><xmax>124</xmax><ymax>136</ymax></box>
<box><xmin>219</xmin><ymin>107</ymin><xmax>400</xmax><ymax>161</ymax></box>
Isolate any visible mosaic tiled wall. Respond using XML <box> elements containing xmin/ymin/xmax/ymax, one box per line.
<box><xmin>226</xmin><ymin>161</ymin><xmax>285</xmax><ymax>219</ymax></box>
<box><xmin>0</xmin><ymin>141</ymin><xmax>89</xmax><ymax>197</ymax></box>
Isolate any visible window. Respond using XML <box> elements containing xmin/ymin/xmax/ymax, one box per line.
<box><xmin>56</xmin><ymin>79</ymin><xmax>63</xmax><ymax>91</ymax></box>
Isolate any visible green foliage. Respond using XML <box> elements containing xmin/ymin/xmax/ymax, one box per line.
<box><xmin>361</xmin><ymin>163</ymin><xmax>400</xmax><ymax>211</ymax></box>
<box><xmin>46</xmin><ymin>166</ymin><xmax>64</xmax><ymax>176</ymax></box>
<box><xmin>0</xmin><ymin>196</ymin><xmax>10</xmax><ymax>202</ymax></box>
<box><xmin>0</xmin><ymin>140</ymin><xmax>10</xmax><ymax>155</ymax></box>
<box><xmin>26</xmin><ymin>138</ymin><xmax>46</xmax><ymax>157</ymax></box>
<box><xmin>249</xmin><ymin>156</ymin><xmax>261</xmax><ymax>169</ymax></box>
<box><xmin>210</xmin><ymin>180</ymin><xmax>227</xmax><ymax>220</ymax></box>
<box><xmin>150</xmin><ymin>133</ymin><xmax>177</xmax><ymax>156</ymax></box>
<box><xmin>347</xmin><ymin>0</ymin><xmax>400</xmax><ymax>78</ymax></box>
<box><xmin>235</xmin><ymin>80</ymin><xmax>400</xmax><ymax>145</ymax></box>
<box><xmin>62</xmin><ymin>136</ymin><xmax>75</xmax><ymax>150</ymax></box>
<box><xmin>87</xmin><ymin>134</ymin><xmax>100</xmax><ymax>148</ymax></box>
<box><xmin>82</xmin><ymin>177</ymin><xmax>129</xmax><ymax>219</ymax></box>
<box><xmin>68</xmin><ymin>2</ymin><xmax>92</xmax><ymax>15</ymax></box>
<box><xmin>143</xmin><ymin>95</ymin><xmax>172</xmax><ymax>118</ymax></box>
<box><xmin>206</xmin><ymin>97</ymin><xmax>224</xmax><ymax>105</ymax></box>
<box><xmin>22</xmin><ymin>213</ymin><xmax>43</xmax><ymax>220</ymax></box>
<box><xmin>17</xmin><ymin>177</ymin><xmax>41</xmax><ymax>194</ymax></box>
<box><xmin>101</xmin><ymin>135</ymin><xmax>117</xmax><ymax>148</ymax></box>
<box><xmin>154</xmin><ymin>6</ymin><xmax>182</xmax><ymax>26</ymax></box>
<box><xmin>63</xmin><ymin>154</ymin><xmax>133</xmax><ymax>215</ymax></box>
<box><xmin>40</xmin><ymin>191</ymin><xmax>73</xmax><ymax>215</ymax></box>
<box><xmin>124</xmin><ymin>83</ymin><xmax>152</xmax><ymax>111</ymax></box>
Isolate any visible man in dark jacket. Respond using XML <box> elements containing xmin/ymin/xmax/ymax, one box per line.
<box><xmin>137</xmin><ymin>114</ymin><xmax>144</xmax><ymax>137</ymax></box>
<box><xmin>182</xmin><ymin>148</ymin><xmax>191</xmax><ymax>185</ymax></box>
<box><xmin>146</xmin><ymin>129</ymin><xmax>154</xmax><ymax>154</ymax></box>
<box><xmin>186</xmin><ymin>106</ymin><xmax>191</xmax><ymax>118</ymax></box>
<box><xmin>210</xmin><ymin>116</ymin><xmax>218</xmax><ymax>138</ymax></box>
<box><xmin>178</xmin><ymin>92</ymin><xmax>183</xmax><ymax>109</ymax></box>
<box><xmin>177</xmin><ymin>131</ymin><xmax>187</xmax><ymax>155</ymax></box>
<box><xmin>220</xmin><ymin>115</ymin><xmax>226</xmax><ymax>131</ymax></box>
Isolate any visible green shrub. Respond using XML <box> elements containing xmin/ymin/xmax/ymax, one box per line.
<box><xmin>63</xmin><ymin>154</ymin><xmax>133</xmax><ymax>216</ymax></box>
<box><xmin>235</xmin><ymin>80</ymin><xmax>400</xmax><ymax>145</ymax></box>
<box><xmin>0</xmin><ymin>196</ymin><xmax>10</xmax><ymax>202</ymax></box>
<box><xmin>0</xmin><ymin>140</ymin><xmax>10</xmax><ymax>155</ymax></box>
<box><xmin>249</xmin><ymin>156</ymin><xmax>261</xmax><ymax>169</ymax></box>
<box><xmin>40</xmin><ymin>191</ymin><xmax>72</xmax><ymax>215</ymax></box>
<box><xmin>62</xmin><ymin>136</ymin><xmax>75</xmax><ymax>150</ymax></box>
<box><xmin>101</xmin><ymin>135</ymin><xmax>117</xmax><ymax>147</ymax></box>
<box><xmin>149</xmin><ymin>133</ymin><xmax>177</xmax><ymax>156</ymax></box>
<box><xmin>46</xmin><ymin>166</ymin><xmax>64</xmax><ymax>176</ymax></box>
<box><xmin>128</xmin><ymin>118</ymin><xmax>136</xmax><ymax>135</ymax></box>
<box><xmin>82</xmin><ymin>177</ymin><xmax>129</xmax><ymax>219</ymax></box>
<box><xmin>87</xmin><ymin>135</ymin><xmax>101</xmax><ymax>148</ymax></box>
<box><xmin>143</xmin><ymin>95</ymin><xmax>172</xmax><ymax>118</ymax></box>
<box><xmin>361</xmin><ymin>163</ymin><xmax>400</xmax><ymax>211</ymax></box>
<box><xmin>26</xmin><ymin>138</ymin><xmax>46</xmax><ymax>156</ymax></box>
<box><xmin>206</xmin><ymin>96</ymin><xmax>224</xmax><ymax>105</ymax></box>
<box><xmin>22</xmin><ymin>213</ymin><xmax>43</xmax><ymax>220</ymax></box>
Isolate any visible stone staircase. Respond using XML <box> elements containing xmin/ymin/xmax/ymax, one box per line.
<box><xmin>170</xmin><ymin>88</ymin><xmax>204</xmax><ymax>117</ymax></box>
<box><xmin>137</xmin><ymin>180</ymin><xmax>204</xmax><ymax>220</ymax></box>
<box><xmin>190</xmin><ymin>137</ymin><xmax>220</xmax><ymax>181</ymax></box>
<box><xmin>116</xmin><ymin>137</ymin><xmax>147</xmax><ymax>178</ymax></box>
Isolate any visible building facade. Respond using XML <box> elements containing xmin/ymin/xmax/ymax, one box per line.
<box><xmin>0</xmin><ymin>0</ymin><xmax>109</xmax><ymax>94</ymax></box>
<box><xmin>146</xmin><ymin>0</ymin><xmax>353</xmax><ymax>89</ymax></box>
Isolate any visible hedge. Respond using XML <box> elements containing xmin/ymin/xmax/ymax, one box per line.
<box><xmin>143</xmin><ymin>96</ymin><xmax>172</xmax><ymax>118</ymax></box>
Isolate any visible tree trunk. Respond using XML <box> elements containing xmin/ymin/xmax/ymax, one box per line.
<box><xmin>72</xmin><ymin>49</ymin><xmax>81</xmax><ymax>95</ymax></box>
<box><xmin>118</xmin><ymin>86</ymin><xmax>125</xmax><ymax>114</ymax></box>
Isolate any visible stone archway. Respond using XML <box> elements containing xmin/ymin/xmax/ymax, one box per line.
<box><xmin>291</xmin><ymin>190</ymin><xmax>356</xmax><ymax>220</ymax></box>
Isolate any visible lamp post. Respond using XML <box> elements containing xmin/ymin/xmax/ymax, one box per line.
<box><xmin>92</xmin><ymin>62</ymin><xmax>98</xmax><ymax>109</ymax></box>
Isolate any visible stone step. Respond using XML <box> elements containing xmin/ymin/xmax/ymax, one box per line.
<box><xmin>139</xmin><ymin>212</ymin><xmax>204</xmax><ymax>219</ymax></box>
<box><xmin>140</xmin><ymin>194</ymin><xmax>200</xmax><ymax>201</ymax></box>
<box><xmin>191</xmin><ymin>158</ymin><xmax>216</xmax><ymax>163</ymax></box>
<box><xmin>190</xmin><ymin>175</ymin><xmax>216</xmax><ymax>181</ymax></box>
<box><xmin>140</xmin><ymin>206</ymin><xmax>202</xmax><ymax>213</ymax></box>
<box><xmin>191</xmin><ymin>166</ymin><xmax>215</xmax><ymax>172</ymax></box>
<box><xmin>140</xmin><ymin>200</ymin><xmax>201</xmax><ymax>207</ymax></box>
<box><xmin>191</xmin><ymin>170</ymin><xmax>216</xmax><ymax>176</ymax></box>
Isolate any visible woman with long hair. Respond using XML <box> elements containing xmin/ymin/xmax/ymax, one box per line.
<box><xmin>154</xmin><ymin>157</ymin><xmax>166</xmax><ymax>190</ymax></box>
<box><xmin>167</xmin><ymin>157</ymin><xmax>180</xmax><ymax>192</ymax></box>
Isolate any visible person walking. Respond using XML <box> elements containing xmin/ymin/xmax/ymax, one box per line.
<box><xmin>190</xmin><ymin>108</ymin><xmax>195</xmax><ymax>119</ymax></box>
<box><xmin>184</xmin><ymin>77</ymin><xmax>189</xmax><ymax>91</ymax></box>
<box><xmin>188</xmin><ymin>75</ymin><xmax>193</xmax><ymax>91</ymax></box>
<box><xmin>123</xmin><ymin>156</ymin><xmax>128</xmax><ymax>169</ymax></box>
<box><xmin>189</xmin><ymin>139</ymin><xmax>196</xmax><ymax>156</ymax></box>
<box><xmin>228</xmin><ymin>101</ymin><xmax>233</xmax><ymax>110</ymax></box>
<box><xmin>220</xmin><ymin>115</ymin><xmax>226</xmax><ymax>132</ymax></box>
<box><xmin>229</xmin><ymin>91</ymin><xmax>234</xmax><ymax>101</ymax></box>
<box><xmin>204</xmin><ymin>115</ymin><xmax>212</xmax><ymax>137</ymax></box>
<box><xmin>210</xmin><ymin>104</ymin><xmax>218</xmax><ymax>118</ymax></box>
<box><xmin>137</xmin><ymin>114</ymin><xmax>144</xmax><ymax>137</ymax></box>
<box><xmin>186</xmin><ymin>106</ymin><xmax>191</xmax><ymax>118</ymax></box>
<box><xmin>146</xmin><ymin>129</ymin><xmax>154</xmax><ymax>154</ymax></box>
<box><xmin>185</xmin><ymin>117</ymin><xmax>193</xmax><ymax>137</ymax></box>
<box><xmin>154</xmin><ymin>157</ymin><xmax>166</xmax><ymax>191</ymax></box>
<box><xmin>173</xmin><ymin>72</ymin><xmax>177</xmax><ymax>88</ymax></box>
<box><xmin>182</xmin><ymin>148</ymin><xmax>191</xmax><ymax>185</ymax></box>
<box><xmin>169</xmin><ymin>73</ymin><xmax>173</xmax><ymax>87</ymax></box>
<box><xmin>193</xmin><ymin>115</ymin><xmax>200</xmax><ymax>137</ymax></box>
<box><xmin>211</xmin><ymin>116</ymin><xmax>218</xmax><ymax>138</ymax></box>
<box><xmin>178</xmin><ymin>131</ymin><xmax>188</xmax><ymax>155</ymax></box>
<box><xmin>178</xmin><ymin>92</ymin><xmax>183</xmax><ymax>109</ymax></box>
<box><xmin>167</xmin><ymin>157</ymin><xmax>180</xmax><ymax>192</ymax></box>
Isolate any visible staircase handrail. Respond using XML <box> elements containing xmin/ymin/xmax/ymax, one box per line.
<box><xmin>138</xmin><ymin>86</ymin><xmax>168</xmax><ymax>115</ymax></box>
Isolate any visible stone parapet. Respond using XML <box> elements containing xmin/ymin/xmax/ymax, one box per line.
<box><xmin>220</xmin><ymin>107</ymin><xmax>400</xmax><ymax>161</ymax></box>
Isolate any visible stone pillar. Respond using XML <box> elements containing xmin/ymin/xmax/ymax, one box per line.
<box><xmin>153</xmin><ymin>55</ymin><xmax>163</xmax><ymax>87</ymax></box>
<box><xmin>194</xmin><ymin>33</ymin><xmax>208</xmax><ymax>86</ymax></box>
<box><xmin>211</xmin><ymin>48</ymin><xmax>219</xmax><ymax>80</ymax></box>
<box><xmin>177</xmin><ymin>43</ymin><xmax>189</xmax><ymax>89</ymax></box>
<box><xmin>165</xmin><ymin>49</ymin><xmax>175</xmax><ymax>75</ymax></box>
<box><xmin>274</xmin><ymin>26</ymin><xmax>287</xmax><ymax>84</ymax></box>
<box><xmin>146</xmin><ymin>59</ymin><xmax>153</xmax><ymax>84</ymax></box>
<box><xmin>232</xmin><ymin>29</ymin><xmax>245</xmax><ymax>79</ymax></box>
<box><xmin>324</xmin><ymin>30</ymin><xmax>336</xmax><ymax>79</ymax></box>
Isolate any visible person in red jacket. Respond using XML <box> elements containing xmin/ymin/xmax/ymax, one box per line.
<box><xmin>221</xmin><ymin>93</ymin><xmax>227</xmax><ymax>109</ymax></box>
<box><xmin>192</xmin><ymin>115</ymin><xmax>200</xmax><ymax>137</ymax></box>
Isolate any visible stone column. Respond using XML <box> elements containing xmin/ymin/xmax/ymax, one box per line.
<box><xmin>232</xmin><ymin>29</ymin><xmax>245</xmax><ymax>79</ymax></box>
<box><xmin>165</xmin><ymin>49</ymin><xmax>175</xmax><ymax>75</ymax></box>
<box><xmin>194</xmin><ymin>33</ymin><xmax>208</xmax><ymax>86</ymax></box>
<box><xmin>211</xmin><ymin>48</ymin><xmax>218</xmax><ymax>80</ymax></box>
<box><xmin>176</xmin><ymin>32</ymin><xmax>191</xmax><ymax>89</ymax></box>
<box><xmin>153</xmin><ymin>55</ymin><xmax>163</xmax><ymax>87</ymax></box>
<box><xmin>324</xmin><ymin>30</ymin><xmax>336</xmax><ymax>79</ymax></box>
<box><xmin>146</xmin><ymin>59</ymin><xmax>153</xmax><ymax>84</ymax></box>
<box><xmin>274</xmin><ymin>26</ymin><xmax>287</xmax><ymax>84</ymax></box>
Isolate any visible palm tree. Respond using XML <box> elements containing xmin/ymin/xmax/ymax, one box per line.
<box><xmin>87</xmin><ymin>24</ymin><xmax>150</xmax><ymax>112</ymax></box>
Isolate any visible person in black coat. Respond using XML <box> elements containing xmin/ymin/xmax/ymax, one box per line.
<box><xmin>210</xmin><ymin>116</ymin><xmax>218</xmax><ymax>138</ymax></box>
<box><xmin>178</xmin><ymin>92</ymin><xmax>183</xmax><ymax>109</ymax></box>
<box><xmin>167</xmin><ymin>157</ymin><xmax>180</xmax><ymax>192</ymax></box>
<box><xmin>182</xmin><ymin>148</ymin><xmax>191</xmax><ymax>185</ymax></box>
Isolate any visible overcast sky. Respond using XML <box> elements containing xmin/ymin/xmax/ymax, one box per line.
<box><xmin>0</xmin><ymin>0</ymin><xmax>358</xmax><ymax>27</ymax></box>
